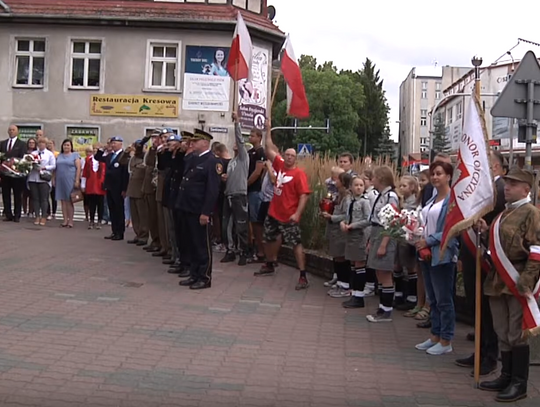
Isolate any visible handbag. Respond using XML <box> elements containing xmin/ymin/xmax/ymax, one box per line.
<box><xmin>71</xmin><ymin>188</ymin><xmax>84</xmax><ymax>203</ymax></box>
<box><xmin>39</xmin><ymin>170</ymin><xmax>52</xmax><ymax>182</ymax></box>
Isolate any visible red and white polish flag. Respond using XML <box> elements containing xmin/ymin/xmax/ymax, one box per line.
<box><xmin>281</xmin><ymin>35</ymin><xmax>309</xmax><ymax>119</ymax></box>
<box><xmin>227</xmin><ymin>11</ymin><xmax>253</xmax><ymax>81</ymax></box>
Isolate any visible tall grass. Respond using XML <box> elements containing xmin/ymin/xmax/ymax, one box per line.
<box><xmin>297</xmin><ymin>154</ymin><xmax>395</xmax><ymax>252</ymax></box>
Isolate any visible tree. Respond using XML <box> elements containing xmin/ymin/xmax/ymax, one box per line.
<box><xmin>432</xmin><ymin>113</ymin><xmax>450</xmax><ymax>154</ymax></box>
<box><xmin>343</xmin><ymin>58</ymin><xmax>390</xmax><ymax>157</ymax></box>
<box><xmin>271</xmin><ymin>55</ymin><xmax>364</xmax><ymax>156</ymax></box>
<box><xmin>374</xmin><ymin>127</ymin><xmax>396</xmax><ymax>160</ymax></box>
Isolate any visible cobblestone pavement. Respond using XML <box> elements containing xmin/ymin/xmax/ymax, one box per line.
<box><xmin>0</xmin><ymin>218</ymin><xmax>538</xmax><ymax>407</ymax></box>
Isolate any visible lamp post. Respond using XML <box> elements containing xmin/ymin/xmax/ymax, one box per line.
<box><xmin>471</xmin><ymin>56</ymin><xmax>483</xmax><ymax>100</ymax></box>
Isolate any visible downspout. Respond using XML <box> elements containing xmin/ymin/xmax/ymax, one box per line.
<box><xmin>0</xmin><ymin>1</ymin><xmax>11</xmax><ymax>13</ymax></box>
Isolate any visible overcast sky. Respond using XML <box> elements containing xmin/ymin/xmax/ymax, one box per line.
<box><xmin>269</xmin><ymin>0</ymin><xmax>540</xmax><ymax>141</ymax></box>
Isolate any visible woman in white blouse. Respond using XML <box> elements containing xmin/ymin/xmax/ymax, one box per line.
<box><xmin>28</xmin><ymin>138</ymin><xmax>56</xmax><ymax>226</ymax></box>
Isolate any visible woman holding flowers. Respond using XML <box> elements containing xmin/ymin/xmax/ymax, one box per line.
<box><xmin>365</xmin><ymin>166</ymin><xmax>400</xmax><ymax>323</ymax></box>
<box><xmin>27</xmin><ymin>138</ymin><xmax>56</xmax><ymax>226</ymax></box>
<box><xmin>321</xmin><ymin>171</ymin><xmax>353</xmax><ymax>298</ymax></box>
<box><xmin>414</xmin><ymin>161</ymin><xmax>459</xmax><ymax>355</ymax></box>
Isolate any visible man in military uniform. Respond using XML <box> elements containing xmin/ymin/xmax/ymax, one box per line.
<box><xmin>478</xmin><ymin>168</ymin><xmax>540</xmax><ymax>403</ymax></box>
<box><xmin>178</xmin><ymin>129</ymin><xmax>221</xmax><ymax>290</ymax></box>
<box><xmin>155</xmin><ymin>128</ymin><xmax>173</xmax><ymax>259</ymax></box>
<box><xmin>95</xmin><ymin>136</ymin><xmax>130</xmax><ymax>241</ymax></box>
<box><xmin>142</xmin><ymin>130</ymin><xmax>161</xmax><ymax>252</ymax></box>
<box><xmin>126</xmin><ymin>140</ymin><xmax>149</xmax><ymax>246</ymax></box>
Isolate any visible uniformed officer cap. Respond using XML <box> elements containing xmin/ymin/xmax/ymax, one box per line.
<box><xmin>151</xmin><ymin>128</ymin><xmax>162</xmax><ymax>137</ymax></box>
<box><xmin>163</xmin><ymin>128</ymin><xmax>175</xmax><ymax>134</ymax></box>
<box><xmin>181</xmin><ymin>131</ymin><xmax>194</xmax><ymax>140</ymax></box>
<box><xmin>193</xmin><ymin>129</ymin><xmax>213</xmax><ymax>141</ymax></box>
<box><xmin>167</xmin><ymin>134</ymin><xmax>182</xmax><ymax>142</ymax></box>
<box><xmin>503</xmin><ymin>167</ymin><xmax>534</xmax><ymax>188</ymax></box>
<box><xmin>110</xmin><ymin>136</ymin><xmax>124</xmax><ymax>142</ymax></box>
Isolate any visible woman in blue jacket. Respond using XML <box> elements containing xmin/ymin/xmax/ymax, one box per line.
<box><xmin>414</xmin><ymin>161</ymin><xmax>459</xmax><ymax>355</ymax></box>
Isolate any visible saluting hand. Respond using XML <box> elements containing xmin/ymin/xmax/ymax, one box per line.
<box><xmin>200</xmin><ymin>214</ymin><xmax>210</xmax><ymax>226</ymax></box>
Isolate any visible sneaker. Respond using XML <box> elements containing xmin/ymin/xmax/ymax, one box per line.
<box><xmin>46</xmin><ymin>215</ymin><xmax>52</xmax><ymax>220</ymax></box>
<box><xmin>426</xmin><ymin>343</ymin><xmax>453</xmax><ymax>355</ymax></box>
<box><xmin>342</xmin><ymin>296</ymin><xmax>365</xmax><ymax>308</ymax></box>
<box><xmin>323</xmin><ymin>275</ymin><xmax>338</xmax><ymax>287</ymax></box>
<box><xmin>220</xmin><ymin>251</ymin><xmax>236</xmax><ymax>263</ymax></box>
<box><xmin>238</xmin><ymin>255</ymin><xmax>247</xmax><ymax>266</ymax></box>
<box><xmin>362</xmin><ymin>287</ymin><xmax>376</xmax><ymax>297</ymax></box>
<box><xmin>415</xmin><ymin>338</ymin><xmax>438</xmax><ymax>351</ymax></box>
<box><xmin>327</xmin><ymin>286</ymin><xmax>341</xmax><ymax>296</ymax></box>
<box><xmin>295</xmin><ymin>277</ymin><xmax>309</xmax><ymax>290</ymax></box>
<box><xmin>254</xmin><ymin>264</ymin><xmax>275</xmax><ymax>277</ymax></box>
<box><xmin>366</xmin><ymin>309</ymin><xmax>392</xmax><ymax>323</ymax></box>
<box><xmin>329</xmin><ymin>288</ymin><xmax>351</xmax><ymax>298</ymax></box>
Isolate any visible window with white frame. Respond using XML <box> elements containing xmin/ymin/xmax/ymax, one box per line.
<box><xmin>70</xmin><ymin>40</ymin><xmax>102</xmax><ymax>88</ymax></box>
<box><xmin>421</xmin><ymin>81</ymin><xmax>428</xmax><ymax>90</ymax></box>
<box><xmin>447</xmin><ymin>107</ymin><xmax>453</xmax><ymax>124</ymax></box>
<box><xmin>14</xmin><ymin>39</ymin><xmax>45</xmax><ymax>87</ymax></box>
<box><xmin>435</xmin><ymin>91</ymin><xmax>441</xmax><ymax>99</ymax></box>
<box><xmin>420</xmin><ymin>109</ymin><xmax>427</xmax><ymax>127</ymax></box>
<box><xmin>436</xmin><ymin>82</ymin><xmax>441</xmax><ymax>90</ymax></box>
<box><xmin>421</xmin><ymin>91</ymin><xmax>427</xmax><ymax>99</ymax></box>
<box><xmin>457</xmin><ymin>102</ymin><xmax>463</xmax><ymax>120</ymax></box>
<box><xmin>146</xmin><ymin>42</ymin><xmax>181</xmax><ymax>90</ymax></box>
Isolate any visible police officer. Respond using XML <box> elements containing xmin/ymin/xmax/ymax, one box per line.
<box><xmin>178</xmin><ymin>129</ymin><xmax>221</xmax><ymax>290</ymax></box>
<box><xmin>95</xmin><ymin>136</ymin><xmax>130</xmax><ymax>241</ymax></box>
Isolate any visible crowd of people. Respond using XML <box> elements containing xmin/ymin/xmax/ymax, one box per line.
<box><xmin>1</xmin><ymin>119</ymin><xmax>538</xmax><ymax>403</ymax></box>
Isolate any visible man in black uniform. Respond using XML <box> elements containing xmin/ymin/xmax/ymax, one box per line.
<box><xmin>95</xmin><ymin>136</ymin><xmax>130</xmax><ymax>241</ymax></box>
<box><xmin>178</xmin><ymin>129</ymin><xmax>221</xmax><ymax>290</ymax></box>
<box><xmin>0</xmin><ymin>125</ymin><xmax>27</xmax><ymax>222</ymax></box>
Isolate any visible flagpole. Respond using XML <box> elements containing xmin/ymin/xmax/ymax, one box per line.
<box><xmin>471</xmin><ymin>56</ymin><xmax>484</xmax><ymax>388</ymax></box>
<box><xmin>233</xmin><ymin>62</ymin><xmax>239</xmax><ymax>117</ymax></box>
<box><xmin>270</xmin><ymin>72</ymin><xmax>281</xmax><ymax>111</ymax></box>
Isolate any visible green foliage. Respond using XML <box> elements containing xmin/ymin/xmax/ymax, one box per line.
<box><xmin>432</xmin><ymin>113</ymin><xmax>451</xmax><ymax>153</ymax></box>
<box><xmin>374</xmin><ymin>127</ymin><xmax>396</xmax><ymax>160</ymax></box>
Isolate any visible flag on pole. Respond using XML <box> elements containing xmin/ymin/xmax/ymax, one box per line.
<box><xmin>227</xmin><ymin>11</ymin><xmax>253</xmax><ymax>81</ymax></box>
<box><xmin>280</xmin><ymin>35</ymin><xmax>310</xmax><ymax>119</ymax></box>
<box><xmin>440</xmin><ymin>95</ymin><xmax>494</xmax><ymax>252</ymax></box>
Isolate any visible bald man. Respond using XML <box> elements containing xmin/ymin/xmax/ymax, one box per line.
<box><xmin>0</xmin><ymin>125</ymin><xmax>27</xmax><ymax>221</ymax></box>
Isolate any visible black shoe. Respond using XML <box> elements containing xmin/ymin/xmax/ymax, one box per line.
<box><xmin>178</xmin><ymin>269</ymin><xmax>190</xmax><ymax>278</ymax></box>
<box><xmin>104</xmin><ymin>234</ymin><xmax>115</xmax><ymax>240</ymax></box>
<box><xmin>396</xmin><ymin>301</ymin><xmax>416</xmax><ymax>311</ymax></box>
<box><xmin>220</xmin><ymin>252</ymin><xmax>236</xmax><ymax>263</ymax></box>
<box><xmin>238</xmin><ymin>255</ymin><xmax>247</xmax><ymax>266</ymax></box>
<box><xmin>467</xmin><ymin>332</ymin><xmax>475</xmax><ymax>342</ymax></box>
<box><xmin>479</xmin><ymin>351</ymin><xmax>512</xmax><ymax>392</ymax></box>
<box><xmin>254</xmin><ymin>264</ymin><xmax>275</xmax><ymax>276</ymax></box>
<box><xmin>393</xmin><ymin>296</ymin><xmax>405</xmax><ymax>307</ymax></box>
<box><xmin>13</xmin><ymin>218</ymin><xmax>20</xmax><ymax>223</ymax></box>
<box><xmin>3</xmin><ymin>217</ymin><xmax>13</xmax><ymax>222</ymax></box>
<box><xmin>342</xmin><ymin>296</ymin><xmax>365</xmax><ymax>309</ymax></box>
<box><xmin>145</xmin><ymin>246</ymin><xmax>161</xmax><ymax>253</ymax></box>
<box><xmin>152</xmin><ymin>251</ymin><xmax>167</xmax><ymax>257</ymax></box>
<box><xmin>455</xmin><ymin>354</ymin><xmax>475</xmax><ymax>368</ymax></box>
<box><xmin>179</xmin><ymin>278</ymin><xmax>197</xmax><ymax>287</ymax></box>
<box><xmin>163</xmin><ymin>259</ymin><xmax>175</xmax><ymax>265</ymax></box>
<box><xmin>163</xmin><ymin>255</ymin><xmax>172</xmax><ymax>260</ymax></box>
<box><xmin>494</xmin><ymin>346</ymin><xmax>529</xmax><ymax>403</ymax></box>
<box><xmin>190</xmin><ymin>281</ymin><xmax>211</xmax><ymax>290</ymax></box>
<box><xmin>112</xmin><ymin>235</ymin><xmax>124</xmax><ymax>241</ymax></box>
<box><xmin>167</xmin><ymin>267</ymin><xmax>181</xmax><ymax>274</ymax></box>
<box><xmin>470</xmin><ymin>362</ymin><xmax>497</xmax><ymax>377</ymax></box>
<box><xmin>136</xmin><ymin>240</ymin><xmax>148</xmax><ymax>246</ymax></box>
<box><xmin>417</xmin><ymin>319</ymin><xmax>432</xmax><ymax>329</ymax></box>
<box><xmin>127</xmin><ymin>239</ymin><xmax>139</xmax><ymax>244</ymax></box>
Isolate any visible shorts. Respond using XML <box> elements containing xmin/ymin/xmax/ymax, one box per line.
<box><xmin>264</xmin><ymin>216</ymin><xmax>302</xmax><ymax>247</ymax></box>
<box><xmin>248</xmin><ymin>191</ymin><xmax>262</xmax><ymax>222</ymax></box>
<box><xmin>258</xmin><ymin>201</ymin><xmax>270</xmax><ymax>223</ymax></box>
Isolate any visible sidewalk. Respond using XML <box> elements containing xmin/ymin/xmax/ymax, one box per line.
<box><xmin>0</xmin><ymin>218</ymin><xmax>538</xmax><ymax>406</ymax></box>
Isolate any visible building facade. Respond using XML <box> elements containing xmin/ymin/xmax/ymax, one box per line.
<box><xmin>398</xmin><ymin>65</ymin><xmax>469</xmax><ymax>162</ymax></box>
<box><xmin>0</xmin><ymin>0</ymin><xmax>284</xmax><ymax>153</ymax></box>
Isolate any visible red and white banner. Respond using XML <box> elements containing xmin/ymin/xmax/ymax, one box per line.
<box><xmin>227</xmin><ymin>11</ymin><xmax>253</xmax><ymax>82</ymax></box>
<box><xmin>490</xmin><ymin>213</ymin><xmax>540</xmax><ymax>335</ymax></box>
<box><xmin>441</xmin><ymin>96</ymin><xmax>494</xmax><ymax>252</ymax></box>
<box><xmin>281</xmin><ymin>35</ymin><xmax>309</xmax><ymax>119</ymax></box>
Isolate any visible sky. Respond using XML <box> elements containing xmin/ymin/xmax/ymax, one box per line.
<box><xmin>268</xmin><ymin>0</ymin><xmax>540</xmax><ymax>141</ymax></box>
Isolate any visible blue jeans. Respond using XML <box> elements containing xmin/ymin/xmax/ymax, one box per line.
<box><xmin>421</xmin><ymin>261</ymin><xmax>456</xmax><ymax>341</ymax></box>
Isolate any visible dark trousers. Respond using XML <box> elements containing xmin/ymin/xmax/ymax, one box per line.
<box><xmin>182</xmin><ymin>211</ymin><xmax>212</xmax><ymax>284</ymax></box>
<box><xmin>1</xmin><ymin>176</ymin><xmax>24</xmax><ymax>219</ymax></box>
<box><xmin>87</xmin><ymin>194</ymin><xmax>104</xmax><ymax>223</ymax></box>
<box><xmin>222</xmin><ymin>194</ymin><xmax>249</xmax><ymax>253</ymax></box>
<box><xmin>28</xmin><ymin>182</ymin><xmax>50</xmax><ymax>218</ymax></box>
<box><xmin>174</xmin><ymin>211</ymin><xmax>191</xmax><ymax>266</ymax></box>
<box><xmin>106</xmin><ymin>189</ymin><xmax>125</xmax><ymax>237</ymax></box>
<box><xmin>144</xmin><ymin>194</ymin><xmax>160</xmax><ymax>248</ymax></box>
<box><xmin>462</xmin><ymin>248</ymin><xmax>499</xmax><ymax>365</ymax></box>
<box><xmin>48</xmin><ymin>186</ymin><xmax>57</xmax><ymax>216</ymax></box>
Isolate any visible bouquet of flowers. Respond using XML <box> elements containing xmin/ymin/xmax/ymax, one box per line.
<box><xmin>319</xmin><ymin>192</ymin><xmax>335</xmax><ymax>215</ymax></box>
<box><xmin>378</xmin><ymin>203</ymin><xmax>432</xmax><ymax>261</ymax></box>
<box><xmin>1</xmin><ymin>154</ymin><xmax>39</xmax><ymax>178</ymax></box>
<box><xmin>0</xmin><ymin>152</ymin><xmax>6</xmax><ymax>162</ymax></box>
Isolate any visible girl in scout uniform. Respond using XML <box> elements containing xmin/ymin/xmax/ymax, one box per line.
<box><xmin>340</xmin><ymin>176</ymin><xmax>372</xmax><ymax>308</ymax></box>
<box><xmin>361</xmin><ymin>170</ymin><xmax>379</xmax><ymax>297</ymax></box>
<box><xmin>321</xmin><ymin>171</ymin><xmax>353</xmax><ymax>298</ymax></box>
<box><xmin>365</xmin><ymin>166</ymin><xmax>400</xmax><ymax>323</ymax></box>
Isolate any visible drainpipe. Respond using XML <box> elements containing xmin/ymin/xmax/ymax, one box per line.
<box><xmin>0</xmin><ymin>1</ymin><xmax>11</xmax><ymax>13</ymax></box>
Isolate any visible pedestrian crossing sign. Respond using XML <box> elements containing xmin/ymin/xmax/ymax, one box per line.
<box><xmin>297</xmin><ymin>143</ymin><xmax>313</xmax><ymax>156</ymax></box>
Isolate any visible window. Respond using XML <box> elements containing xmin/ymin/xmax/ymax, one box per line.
<box><xmin>146</xmin><ymin>42</ymin><xmax>181</xmax><ymax>90</ymax></box>
<box><xmin>457</xmin><ymin>102</ymin><xmax>463</xmax><ymax>120</ymax></box>
<box><xmin>421</xmin><ymin>91</ymin><xmax>427</xmax><ymax>99</ymax></box>
<box><xmin>14</xmin><ymin>39</ymin><xmax>45</xmax><ymax>87</ymax></box>
<box><xmin>447</xmin><ymin>107</ymin><xmax>453</xmax><ymax>125</ymax></box>
<box><xmin>70</xmin><ymin>40</ymin><xmax>102</xmax><ymax>88</ymax></box>
<box><xmin>420</xmin><ymin>118</ymin><xmax>427</xmax><ymax>126</ymax></box>
<box><xmin>421</xmin><ymin>81</ymin><xmax>427</xmax><ymax>90</ymax></box>
<box><xmin>435</xmin><ymin>91</ymin><xmax>441</xmax><ymax>99</ymax></box>
<box><xmin>420</xmin><ymin>137</ymin><xmax>428</xmax><ymax>146</ymax></box>
<box><xmin>436</xmin><ymin>82</ymin><xmax>441</xmax><ymax>90</ymax></box>
<box><xmin>420</xmin><ymin>109</ymin><xmax>427</xmax><ymax>117</ymax></box>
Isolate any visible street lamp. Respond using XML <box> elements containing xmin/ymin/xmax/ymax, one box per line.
<box><xmin>471</xmin><ymin>56</ymin><xmax>483</xmax><ymax>99</ymax></box>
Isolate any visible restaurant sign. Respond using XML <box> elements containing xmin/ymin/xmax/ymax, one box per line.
<box><xmin>90</xmin><ymin>95</ymin><xmax>179</xmax><ymax>118</ymax></box>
